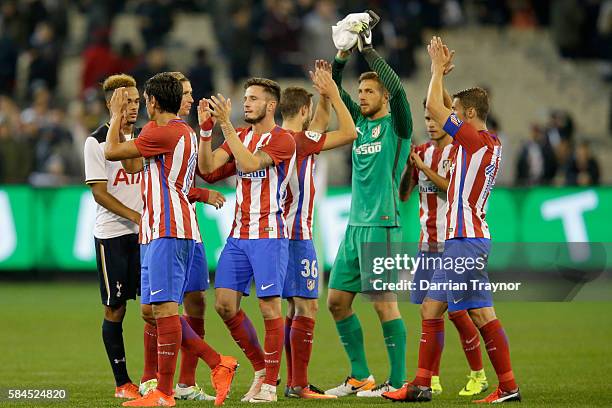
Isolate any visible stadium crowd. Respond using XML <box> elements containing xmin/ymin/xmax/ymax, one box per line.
<box><xmin>0</xmin><ymin>0</ymin><xmax>606</xmax><ymax>186</ymax></box>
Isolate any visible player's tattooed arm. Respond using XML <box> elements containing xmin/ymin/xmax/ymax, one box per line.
<box><xmin>410</xmin><ymin>149</ymin><xmax>449</xmax><ymax>192</ymax></box>
<box><xmin>89</xmin><ymin>182</ymin><xmax>141</xmax><ymax>224</ymax></box>
<box><xmin>425</xmin><ymin>37</ymin><xmax>454</xmax><ymax>126</ymax></box>
<box><xmin>207</xmin><ymin>94</ymin><xmax>271</xmax><ymax>173</ymax></box>
<box><xmin>197</xmin><ymin>98</ymin><xmax>230</xmax><ymax>174</ymax></box>
<box><xmin>105</xmin><ymin>87</ymin><xmax>142</xmax><ymax>161</ymax></box>
<box><xmin>309</xmin><ymin>64</ymin><xmax>357</xmax><ymax>151</ymax></box>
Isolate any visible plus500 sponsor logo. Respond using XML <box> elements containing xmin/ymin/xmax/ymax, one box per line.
<box><xmin>355</xmin><ymin>142</ymin><xmax>382</xmax><ymax>155</ymax></box>
<box><xmin>237</xmin><ymin>169</ymin><xmax>267</xmax><ymax>179</ymax></box>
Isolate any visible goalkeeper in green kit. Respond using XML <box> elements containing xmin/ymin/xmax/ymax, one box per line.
<box><xmin>325</xmin><ymin>11</ymin><xmax>412</xmax><ymax>398</ymax></box>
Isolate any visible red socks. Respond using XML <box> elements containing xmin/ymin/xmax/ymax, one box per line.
<box><xmin>263</xmin><ymin>318</ymin><xmax>284</xmax><ymax>386</ymax></box>
<box><xmin>178</xmin><ymin>316</ymin><xmax>204</xmax><ymax>386</ymax></box>
<box><xmin>156</xmin><ymin>316</ymin><xmax>182</xmax><ymax>396</ymax></box>
<box><xmin>180</xmin><ymin>316</ymin><xmax>221</xmax><ymax>370</ymax></box>
<box><xmin>224</xmin><ymin>310</ymin><xmax>265</xmax><ymax>371</ymax></box>
<box><xmin>413</xmin><ymin>319</ymin><xmax>445</xmax><ymax>387</ymax></box>
<box><xmin>449</xmin><ymin>310</ymin><xmax>483</xmax><ymax>371</ymax></box>
<box><xmin>479</xmin><ymin>319</ymin><xmax>517</xmax><ymax>392</ymax></box>
<box><xmin>290</xmin><ymin>316</ymin><xmax>315</xmax><ymax>388</ymax></box>
<box><xmin>141</xmin><ymin>323</ymin><xmax>158</xmax><ymax>383</ymax></box>
<box><xmin>284</xmin><ymin>317</ymin><xmax>293</xmax><ymax>387</ymax></box>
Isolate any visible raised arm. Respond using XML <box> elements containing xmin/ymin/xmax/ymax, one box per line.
<box><xmin>361</xmin><ymin>47</ymin><xmax>412</xmax><ymax>140</ymax></box>
<box><xmin>104</xmin><ymin>88</ymin><xmax>142</xmax><ymax>161</ymax></box>
<box><xmin>425</xmin><ymin>37</ymin><xmax>453</xmax><ymax>127</ymax></box>
<box><xmin>332</xmin><ymin>51</ymin><xmax>362</xmax><ymax>122</ymax></box>
<box><xmin>308</xmin><ymin>61</ymin><xmax>332</xmax><ymax>133</ymax></box>
<box><xmin>410</xmin><ymin>149</ymin><xmax>449</xmax><ymax>192</ymax></box>
<box><xmin>207</xmin><ymin>94</ymin><xmax>274</xmax><ymax>173</ymax></box>
<box><xmin>309</xmin><ymin>64</ymin><xmax>357</xmax><ymax>151</ymax></box>
<box><xmin>197</xmin><ymin>99</ymin><xmax>231</xmax><ymax>174</ymax></box>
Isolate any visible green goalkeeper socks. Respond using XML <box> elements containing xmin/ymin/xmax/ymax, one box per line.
<box><xmin>335</xmin><ymin>314</ymin><xmax>370</xmax><ymax>379</ymax></box>
<box><xmin>382</xmin><ymin>318</ymin><xmax>407</xmax><ymax>389</ymax></box>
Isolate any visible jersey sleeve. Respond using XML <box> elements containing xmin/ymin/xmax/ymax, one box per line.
<box><xmin>296</xmin><ymin>131</ymin><xmax>327</xmax><ymax>157</ymax></box>
<box><xmin>443</xmin><ymin>113</ymin><xmax>486</xmax><ymax>154</ymax></box>
<box><xmin>260</xmin><ymin>132</ymin><xmax>296</xmax><ymax>166</ymax></box>
<box><xmin>83</xmin><ymin>137</ymin><xmax>107</xmax><ymax>184</ymax></box>
<box><xmin>332</xmin><ymin>57</ymin><xmax>362</xmax><ymax>122</ymax></box>
<box><xmin>133</xmin><ymin>123</ymin><xmax>176</xmax><ymax>158</ymax></box>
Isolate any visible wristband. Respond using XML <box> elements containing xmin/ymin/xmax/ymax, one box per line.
<box><xmin>199</xmin><ymin>129</ymin><xmax>212</xmax><ymax>141</ymax></box>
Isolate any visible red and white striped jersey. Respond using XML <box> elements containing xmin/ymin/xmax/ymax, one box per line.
<box><xmin>284</xmin><ymin>130</ymin><xmax>327</xmax><ymax>240</ymax></box>
<box><xmin>411</xmin><ymin>142</ymin><xmax>454</xmax><ymax>250</ymax></box>
<box><xmin>443</xmin><ymin>114</ymin><xmax>502</xmax><ymax>240</ymax></box>
<box><xmin>134</xmin><ymin>119</ymin><xmax>201</xmax><ymax>244</ymax></box>
<box><xmin>219</xmin><ymin>126</ymin><xmax>296</xmax><ymax>239</ymax></box>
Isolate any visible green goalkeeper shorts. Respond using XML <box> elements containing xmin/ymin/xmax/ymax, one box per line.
<box><xmin>329</xmin><ymin>225</ymin><xmax>403</xmax><ymax>293</ymax></box>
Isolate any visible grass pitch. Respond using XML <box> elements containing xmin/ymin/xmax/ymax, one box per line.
<box><xmin>1</xmin><ymin>282</ymin><xmax>611</xmax><ymax>407</ymax></box>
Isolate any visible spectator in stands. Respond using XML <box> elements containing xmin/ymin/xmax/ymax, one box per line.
<box><xmin>0</xmin><ymin>97</ymin><xmax>33</xmax><ymax>183</ymax></box>
<box><xmin>565</xmin><ymin>140</ymin><xmax>601</xmax><ymax>186</ymax></box>
<box><xmin>27</xmin><ymin>21</ymin><xmax>60</xmax><ymax>93</ymax></box>
<box><xmin>224</xmin><ymin>7</ymin><xmax>254</xmax><ymax>93</ymax></box>
<box><xmin>130</xmin><ymin>47</ymin><xmax>169</xmax><ymax>92</ymax></box>
<box><xmin>516</xmin><ymin>124</ymin><xmax>557</xmax><ymax>186</ymax></box>
<box><xmin>551</xmin><ymin>0</ymin><xmax>586</xmax><ymax>58</ymax></box>
<box><xmin>81</xmin><ymin>29</ymin><xmax>119</xmax><ymax>94</ymax></box>
<box><xmin>546</xmin><ymin>110</ymin><xmax>574</xmax><ymax>147</ymax></box>
<box><xmin>115</xmin><ymin>42</ymin><xmax>140</xmax><ymax>74</ymax></box>
<box><xmin>300</xmin><ymin>0</ymin><xmax>339</xmax><ymax>68</ymax></box>
<box><xmin>259</xmin><ymin>0</ymin><xmax>303</xmax><ymax>78</ymax></box>
<box><xmin>187</xmin><ymin>48</ymin><xmax>215</xmax><ymax>123</ymax></box>
<box><xmin>0</xmin><ymin>27</ymin><xmax>18</xmax><ymax>95</ymax></box>
<box><xmin>135</xmin><ymin>0</ymin><xmax>174</xmax><ymax>49</ymax></box>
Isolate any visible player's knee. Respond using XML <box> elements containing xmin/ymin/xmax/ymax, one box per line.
<box><xmin>140</xmin><ymin>305</ymin><xmax>155</xmax><ymax>325</ymax></box>
<box><xmin>183</xmin><ymin>291</ymin><xmax>205</xmax><ymax>318</ymax></box>
<box><xmin>104</xmin><ymin>304</ymin><xmax>126</xmax><ymax>322</ymax></box>
<box><xmin>420</xmin><ymin>300</ymin><xmax>446</xmax><ymax>320</ymax></box>
<box><xmin>373</xmin><ymin>301</ymin><xmax>400</xmax><ymax>320</ymax></box>
<box><xmin>468</xmin><ymin>307</ymin><xmax>496</xmax><ymax>328</ymax></box>
<box><xmin>327</xmin><ymin>297</ymin><xmax>350</xmax><ymax>319</ymax></box>
<box><xmin>295</xmin><ymin>298</ymin><xmax>318</xmax><ymax>318</ymax></box>
<box><xmin>215</xmin><ymin>299</ymin><xmax>237</xmax><ymax>320</ymax></box>
<box><xmin>258</xmin><ymin>297</ymin><xmax>281</xmax><ymax>319</ymax></box>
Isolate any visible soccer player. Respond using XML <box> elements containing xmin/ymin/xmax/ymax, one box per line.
<box><xmin>325</xmin><ymin>19</ymin><xmax>412</xmax><ymax>397</ymax></box>
<box><xmin>398</xmin><ymin>98</ymin><xmax>488</xmax><ymax>397</ymax></box>
<box><xmin>383</xmin><ymin>36</ymin><xmax>520</xmax><ymax>403</ymax></box>
<box><xmin>197</xmin><ymin>78</ymin><xmax>296</xmax><ymax>403</ymax></box>
<box><xmin>104</xmin><ymin>73</ymin><xmax>238</xmax><ymax>407</ymax></box>
<box><xmin>279</xmin><ymin>61</ymin><xmax>357</xmax><ymax>399</ymax></box>
<box><xmin>83</xmin><ymin>74</ymin><xmax>142</xmax><ymax>400</ymax></box>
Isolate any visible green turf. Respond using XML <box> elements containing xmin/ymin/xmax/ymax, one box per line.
<box><xmin>1</xmin><ymin>282</ymin><xmax>611</xmax><ymax>407</ymax></box>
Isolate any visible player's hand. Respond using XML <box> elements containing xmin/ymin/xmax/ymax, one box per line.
<box><xmin>110</xmin><ymin>87</ymin><xmax>127</xmax><ymax>118</ymax></box>
<box><xmin>310</xmin><ymin>68</ymin><xmax>339</xmax><ymax>100</ymax></box>
<box><xmin>336</xmin><ymin>49</ymin><xmax>351</xmax><ymax>60</ymax></box>
<box><xmin>198</xmin><ymin>98</ymin><xmax>216</xmax><ymax>130</ymax></box>
<box><xmin>206</xmin><ymin>94</ymin><xmax>232</xmax><ymax>125</ymax></box>
<box><xmin>427</xmin><ymin>36</ymin><xmax>448</xmax><ymax>73</ymax></box>
<box><xmin>128</xmin><ymin>210</ymin><xmax>141</xmax><ymax>225</ymax></box>
<box><xmin>443</xmin><ymin>47</ymin><xmax>455</xmax><ymax>76</ymax></box>
<box><xmin>315</xmin><ymin>59</ymin><xmax>332</xmax><ymax>74</ymax></box>
<box><xmin>410</xmin><ymin>150</ymin><xmax>425</xmax><ymax>170</ymax></box>
<box><xmin>206</xmin><ymin>189</ymin><xmax>226</xmax><ymax>210</ymax></box>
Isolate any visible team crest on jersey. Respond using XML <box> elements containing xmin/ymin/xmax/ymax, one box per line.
<box><xmin>307</xmin><ymin>279</ymin><xmax>316</xmax><ymax>291</ymax></box>
<box><xmin>371</xmin><ymin>124</ymin><xmax>381</xmax><ymax>139</ymax></box>
<box><xmin>305</xmin><ymin>131</ymin><xmax>322</xmax><ymax>142</ymax></box>
<box><xmin>442</xmin><ymin>159</ymin><xmax>451</xmax><ymax>172</ymax></box>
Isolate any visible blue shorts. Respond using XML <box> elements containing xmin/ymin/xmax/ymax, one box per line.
<box><xmin>424</xmin><ymin>238</ymin><xmax>494</xmax><ymax>312</ymax></box>
<box><xmin>140</xmin><ymin>237</ymin><xmax>197</xmax><ymax>305</ymax></box>
<box><xmin>183</xmin><ymin>243</ymin><xmax>210</xmax><ymax>293</ymax></box>
<box><xmin>215</xmin><ymin>237</ymin><xmax>288</xmax><ymax>298</ymax></box>
<box><xmin>410</xmin><ymin>251</ymin><xmax>442</xmax><ymax>304</ymax></box>
<box><xmin>282</xmin><ymin>239</ymin><xmax>319</xmax><ymax>299</ymax></box>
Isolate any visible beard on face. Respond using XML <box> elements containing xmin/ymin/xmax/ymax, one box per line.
<box><xmin>244</xmin><ymin>105</ymin><xmax>267</xmax><ymax>124</ymax></box>
<box><xmin>361</xmin><ymin>99</ymin><xmax>383</xmax><ymax>118</ymax></box>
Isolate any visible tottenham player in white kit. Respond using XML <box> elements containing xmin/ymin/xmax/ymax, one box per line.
<box><xmin>83</xmin><ymin>74</ymin><xmax>142</xmax><ymax>400</ymax></box>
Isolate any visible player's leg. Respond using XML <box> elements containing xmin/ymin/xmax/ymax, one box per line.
<box><xmin>138</xmin><ymin>243</ymin><xmax>158</xmax><ymax>396</ymax></box>
<box><xmin>358</xmin><ymin>227</ymin><xmax>407</xmax><ymax>397</ymax></box>
<box><xmin>382</xmin><ymin>261</ymin><xmax>449</xmax><ymax>403</ymax></box>
<box><xmin>469</xmin><ymin>306</ymin><xmax>520</xmax><ymax>403</ymax></box>
<box><xmin>95</xmin><ymin>236</ymin><xmax>140</xmax><ymax>399</ymax></box>
<box><xmin>123</xmin><ymin>238</ymin><xmax>195</xmax><ymax>407</ymax></box>
<box><xmin>325</xmin><ymin>226</ymin><xmax>375</xmax><ymax>396</ymax></box>
<box><xmin>284</xmin><ymin>298</ymin><xmax>295</xmax><ymax>395</ymax></box>
<box><xmin>215</xmin><ymin>239</ymin><xmax>266</xmax><ymax>372</ymax></box>
<box><xmin>447</xmin><ymin>238</ymin><xmax>519</xmax><ymax>403</ymax></box>
<box><xmin>448</xmin><ymin>309</ymin><xmax>488</xmax><ymax>396</ymax></box>
<box><xmin>247</xmin><ymin>238</ymin><xmax>290</xmax><ymax>403</ymax></box>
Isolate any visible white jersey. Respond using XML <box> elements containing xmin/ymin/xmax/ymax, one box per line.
<box><xmin>84</xmin><ymin>123</ymin><xmax>142</xmax><ymax>239</ymax></box>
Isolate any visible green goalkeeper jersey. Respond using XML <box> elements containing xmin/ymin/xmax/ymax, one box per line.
<box><xmin>333</xmin><ymin>49</ymin><xmax>413</xmax><ymax>227</ymax></box>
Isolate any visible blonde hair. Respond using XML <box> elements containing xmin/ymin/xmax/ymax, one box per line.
<box><xmin>102</xmin><ymin>74</ymin><xmax>137</xmax><ymax>101</ymax></box>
